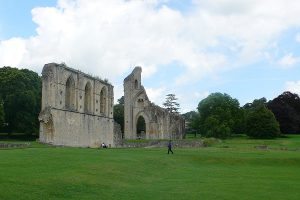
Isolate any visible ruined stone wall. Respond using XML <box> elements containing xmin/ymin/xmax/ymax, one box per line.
<box><xmin>39</xmin><ymin>63</ymin><xmax>116</xmax><ymax>147</ymax></box>
<box><xmin>124</xmin><ymin>67</ymin><xmax>185</xmax><ymax>139</ymax></box>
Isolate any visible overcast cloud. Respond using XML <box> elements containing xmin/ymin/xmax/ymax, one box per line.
<box><xmin>0</xmin><ymin>0</ymin><xmax>300</xmax><ymax>110</ymax></box>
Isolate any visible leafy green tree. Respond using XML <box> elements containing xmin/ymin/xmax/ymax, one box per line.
<box><xmin>0</xmin><ymin>67</ymin><xmax>41</xmax><ymax>135</ymax></box>
<box><xmin>203</xmin><ymin>115</ymin><xmax>231</xmax><ymax>139</ymax></box>
<box><xmin>182</xmin><ymin>111</ymin><xmax>201</xmax><ymax>136</ymax></box>
<box><xmin>244</xmin><ymin>103</ymin><xmax>280</xmax><ymax>139</ymax></box>
<box><xmin>0</xmin><ymin>100</ymin><xmax>4</xmax><ymax>130</ymax></box>
<box><xmin>189</xmin><ymin>112</ymin><xmax>201</xmax><ymax>132</ymax></box>
<box><xmin>267</xmin><ymin>92</ymin><xmax>300</xmax><ymax>134</ymax></box>
<box><xmin>163</xmin><ymin>94</ymin><xmax>180</xmax><ymax>113</ymax></box>
<box><xmin>243</xmin><ymin>97</ymin><xmax>267</xmax><ymax>109</ymax></box>
<box><xmin>117</xmin><ymin>95</ymin><xmax>124</xmax><ymax>105</ymax></box>
<box><xmin>113</xmin><ymin>96</ymin><xmax>124</xmax><ymax>134</ymax></box>
<box><xmin>182</xmin><ymin>111</ymin><xmax>198</xmax><ymax>120</ymax></box>
<box><xmin>197</xmin><ymin>92</ymin><xmax>242</xmax><ymax>138</ymax></box>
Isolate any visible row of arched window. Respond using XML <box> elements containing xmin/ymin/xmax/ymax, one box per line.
<box><xmin>65</xmin><ymin>76</ymin><xmax>107</xmax><ymax>115</ymax></box>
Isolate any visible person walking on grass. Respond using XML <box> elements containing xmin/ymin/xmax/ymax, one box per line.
<box><xmin>168</xmin><ymin>140</ymin><xmax>173</xmax><ymax>154</ymax></box>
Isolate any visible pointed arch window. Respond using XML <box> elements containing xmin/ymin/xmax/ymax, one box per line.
<box><xmin>65</xmin><ymin>76</ymin><xmax>75</xmax><ymax>110</ymax></box>
<box><xmin>84</xmin><ymin>82</ymin><xmax>92</xmax><ymax>113</ymax></box>
<box><xmin>100</xmin><ymin>87</ymin><xmax>107</xmax><ymax>115</ymax></box>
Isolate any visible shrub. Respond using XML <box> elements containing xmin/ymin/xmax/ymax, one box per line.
<box><xmin>245</xmin><ymin>105</ymin><xmax>280</xmax><ymax>139</ymax></box>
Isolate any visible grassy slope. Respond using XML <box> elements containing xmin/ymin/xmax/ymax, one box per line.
<box><xmin>0</xmin><ymin>136</ymin><xmax>300</xmax><ymax>200</ymax></box>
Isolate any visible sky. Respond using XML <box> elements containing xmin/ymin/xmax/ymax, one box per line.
<box><xmin>0</xmin><ymin>0</ymin><xmax>300</xmax><ymax>113</ymax></box>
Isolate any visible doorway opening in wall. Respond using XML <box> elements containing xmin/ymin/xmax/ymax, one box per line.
<box><xmin>136</xmin><ymin>116</ymin><xmax>146</xmax><ymax>139</ymax></box>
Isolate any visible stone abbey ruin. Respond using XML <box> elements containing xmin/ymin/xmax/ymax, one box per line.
<box><xmin>39</xmin><ymin>63</ymin><xmax>117</xmax><ymax>147</ymax></box>
<box><xmin>124</xmin><ymin>67</ymin><xmax>185</xmax><ymax>140</ymax></box>
<box><xmin>39</xmin><ymin>63</ymin><xmax>185</xmax><ymax>147</ymax></box>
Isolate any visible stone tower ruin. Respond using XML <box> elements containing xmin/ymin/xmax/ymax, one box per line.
<box><xmin>39</xmin><ymin>63</ymin><xmax>119</xmax><ymax>147</ymax></box>
<box><xmin>124</xmin><ymin>67</ymin><xmax>185</xmax><ymax>139</ymax></box>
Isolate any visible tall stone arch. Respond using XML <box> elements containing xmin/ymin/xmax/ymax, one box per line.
<box><xmin>65</xmin><ymin>75</ymin><xmax>76</xmax><ymax>110</ymax></box>
<box><xmin>100</xmin><ymin>86</ymin><xmax>107</xmax><ymax>115</ymax></box>
<box><xmin>84</xmin><ymin>81</ymin><xmax>92</xmax><ymax>113</ymax></box>
<box><xmin>134</xmin><ymin>111</ymin><xmax>150</xmax><ymax>139</ymax></box>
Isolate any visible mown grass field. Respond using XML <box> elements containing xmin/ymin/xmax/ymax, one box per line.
<box><xmin>1</xmin><ymin>135</ymin><xmax>300</xmax><ymax>200</ymax></box>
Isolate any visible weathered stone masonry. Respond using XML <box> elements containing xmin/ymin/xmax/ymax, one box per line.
<box><xmin>39</xmin><ymin>63</ymin><xmax>117</xmax><ymax>147</ymax></box>
<box><xmin>124</xmin><ymin>67</ymin><xmax>185</xmax><ymax>139</ymax></box>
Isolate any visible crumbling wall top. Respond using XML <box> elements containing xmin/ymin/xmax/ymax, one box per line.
<box><xmin>124</xmin><ymin>66</ymin><xmax>142</xmax><ymax>82</ymax></box>
<box><xmin>42</xmin><ymin>62</ymin><xmax>112</xmax><ymax>86</ymax></box>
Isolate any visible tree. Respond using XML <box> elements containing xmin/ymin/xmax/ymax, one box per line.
<box><xmin>182</xmin><ymin>111</ymin><xmax>198</xmax><ymax>120</ymax></box>
<box><xmin>243</xmin><ymin>97</ymin><xmax>267</xmax><ymax>109</ymax></box>
<box><xmin>0</xmin><ymin>67</ymin><xmax>41</xmax><ymax>135</ymax></box>
<box><xmin>203</xmin><ymin>115</ymin><xmax>231</xmax><ymax>139</ymax></box>
<box><xmin>113</xmin><ymin>96</ymin><xmax>124</xmax><ymax>134</ymax></box>
<box><xmin>0</xmin><ymin>100</ymin><xmax>4</xmax><ymax>130</ymax></box>
<box><xmin>197</xmin><ymin>92</ymin><xmax>242</xmax><ymax>138</ymax></box>
<box><xmin>163</xmin><ymin>94</ymin><xmax>180</xmax><ymax>113</ymax></box>
<box><xmin>182</xmin><ymin>111</ymin><xmax>199</xmax><ymax>136</ymax></box>
<box><xmin>267</xmin><ymin>91</ymin><xmax>300</xmax><ymax>134</ymax></box>
<box><xmin>244</xmin><ymin>103</ymin><xmax>280</xmax><ymax>139</ymax></box>
<box><xmin>117</xmin><ymin>96</ymin><xmax>124</xmax><ymax>105</ymax></box>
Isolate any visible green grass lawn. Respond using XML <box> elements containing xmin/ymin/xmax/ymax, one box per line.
<box><xmin>1</xmin><ymin>135</ymin><xmax>300</xmax><ymax>200</ymax></box>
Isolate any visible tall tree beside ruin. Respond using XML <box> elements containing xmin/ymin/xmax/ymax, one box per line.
<box><xmin>163</xmin><ymin>94</ymin><xmax>180</xmax><ymax>113</ymax></box>
<box><xmin>0</xmin><ymin>67</ymin><xmax>41</xmax><ymax>135</ymax></box>
<box><xmin>113</xmin><ymin>96</ymin><xmax>124</xmax><ymax>133</ymax></box>
<box><xmin>0</xmin><ymin>100</ymin><xmax>4</xmax><ymax>130</ymax></box>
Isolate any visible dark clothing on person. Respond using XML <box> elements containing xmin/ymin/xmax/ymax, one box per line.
<box><xmin>168</xmin><ymin>141</ymin><xmax>173</xmax><ymax>154</ymax></box>
<box><xmin>101</xmin><ymin>143</ymin><xmax>107</xmax><ymax>148</ymax></box>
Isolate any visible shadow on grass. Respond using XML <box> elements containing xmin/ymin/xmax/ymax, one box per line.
<box><xmin>0</xmin><ymin>133</ymin><xmax>38</xmax><ymax>141</ymax></box>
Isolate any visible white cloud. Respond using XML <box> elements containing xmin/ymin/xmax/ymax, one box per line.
<box><xmin>145</xmin><ymin>86</ymin><xmax>166</xmax><ymax>105</ymax></box>
<box><xmin>0</xmin><ymin>38</ymin><xmax>27</xmax><ymax>67</ymax></box>
<box><xmin>278</xmin><ymin>53</ymin><xmax>300</xmax><ymax>68</ymax></box>
<box><xmin>0</xmin><ymin>0</ymin><xmax>300</xmax><ymax>79</ymax></box>
<box><xmin>113</xmin><ymin>83</ymin><xmax>124</xmax><ymax>104</ymax></box>
<box><xmin>141</xmin><ymin>65</ymin><xmax>157</xmax><ymax>79</ymax></box>
<box><xmin>1</xmin><ymin>0</ymin><xmax>300</xmax><ymax>109</ymax></box>
<box><xmin>285</xmin><ymin>80</ymin><xmax>300</xmax><ymax>94</ymax></box>
<box><xmin>178</xmin><ymin>91</ymin><xmax>210</xmax><ymax>113</ymax></box>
